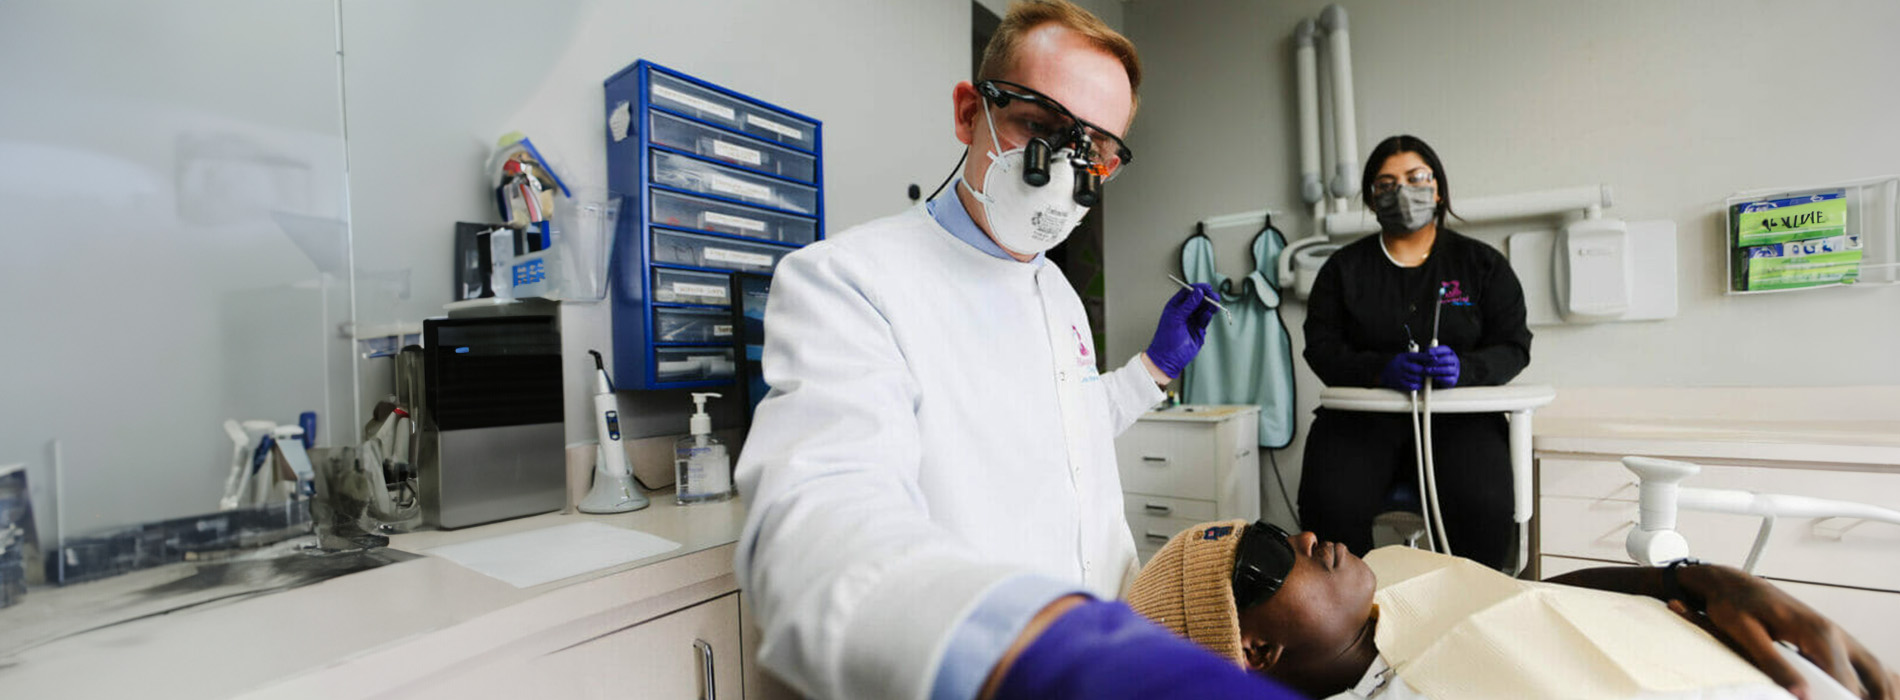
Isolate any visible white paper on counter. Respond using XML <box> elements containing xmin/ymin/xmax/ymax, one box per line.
<box><xmin>425</xmin><ymin>522</ymin><xmax>681</xmax><ymax>588</ymax></box>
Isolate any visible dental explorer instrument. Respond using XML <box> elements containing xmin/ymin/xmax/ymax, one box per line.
<box><xmin>1167</xmin><ymin>274</ymin><xmax>1233</xmax><ymax>323</ymax></box>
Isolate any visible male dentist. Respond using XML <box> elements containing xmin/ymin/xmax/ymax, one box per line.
<box><xmin>736</xmin><ymin>2</ymin><xmax>1297</xmax><ymax>699</ymax></box>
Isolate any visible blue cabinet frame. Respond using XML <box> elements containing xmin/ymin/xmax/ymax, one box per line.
<box><xmin>605</xmin><ymin>60</ymin><xmax>824</xmax><ymax>390</ymax></box>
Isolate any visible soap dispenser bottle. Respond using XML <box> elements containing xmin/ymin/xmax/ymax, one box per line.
<box><xmin>675</xmin><ymin>392</ymin><xmax>734</xmax><ymax>505</ymax></box>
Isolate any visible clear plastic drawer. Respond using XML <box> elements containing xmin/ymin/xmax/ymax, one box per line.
<box><xmin>649</xmin><ymin>190</ymin><xmax>818</xmax><ymax>245</ymax></box>
<box><xmin>653</xmin><ymin>229</ymin><xmax>788</xmax><ymax>273</ymax></box>
<box><xmin>649</xmin><ymin>72</ymin><xmax>817</xmax><ymax>152</ymax></box>
<box><xmin>655</xmin><ymin>307</ymin><xmax>734</xmax><ymax>344</ymax></box>
<box><xmin>655</xmin><ymin>346</ymin><xmax>737</xmax><ymax>383</ymax></box>
<box><xmin>651</xmin><ymin>150</ymin><xmax>818</xmax><ymax>215</ymax></box>
<box><xmin>651</xmin><ymin>267</ymin><xmax>731</xmax><ymax>306</ymax></box>
<box><xmin>649</xmin><ymin>110</ymin><xmax>817</xmax><ymax>184</ymax></box>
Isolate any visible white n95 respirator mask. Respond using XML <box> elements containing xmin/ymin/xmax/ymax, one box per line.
<box><xmin>960</xmin><ymin>102</ymin><xmax>1090</xmax><ymax>256</ymax></box>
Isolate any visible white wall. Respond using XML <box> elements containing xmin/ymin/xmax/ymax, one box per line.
<box><xmin>0</xmin><ymin>0</ymin><xmax>353</xmax><ymax>536</ymax></box>
<box><xmin>976</xmin><ymin>0</ymin><xmax>1123</xmax><ymax>31</ymax></box>
<box><xmin>1110</xmin><ymin>0</ymin><xmax>1900</xmax><ymax>528</ymax></box>
<box><xmin>340</xmin><ymin>0</ymin><xmax>979</xmax><ymax>441</ymax></box>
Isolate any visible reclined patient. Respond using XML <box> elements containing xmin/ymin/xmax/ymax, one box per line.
<box><xmin>1128</xmin><ymin>519</ymin><xmax>1894</xmax><ymax>700</ymax></box>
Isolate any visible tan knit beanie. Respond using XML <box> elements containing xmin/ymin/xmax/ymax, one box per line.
<box><xmin>1126</xmin><ymin>519</ymin><xmax>1249</xmax><ymax>665</ymax></box>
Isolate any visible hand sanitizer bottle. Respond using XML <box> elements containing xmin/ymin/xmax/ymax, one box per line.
<box><xmin>675</xmin><ymin>392</ymin><xmax>734</xmax><ymax>505</ymax></box>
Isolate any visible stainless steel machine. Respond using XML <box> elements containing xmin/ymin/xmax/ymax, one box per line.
<box><xmin>413</xmin><ymin>315</ymin><xmax>566</xmax><ymax>529</ymax></box>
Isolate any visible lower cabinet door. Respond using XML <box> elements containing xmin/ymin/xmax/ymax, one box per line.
<box><xmin>536</xmin><ymin>593</ymin><xmax>745</xmax><ymax>699</ymax></box>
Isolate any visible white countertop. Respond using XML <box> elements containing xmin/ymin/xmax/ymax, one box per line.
<box><xmin>1142</xmin><ymin>404</ymin><xmax>1260</xmax><ymax>422</ymax></box>
<box><xmin>0</xmin><ymin>491</ymin><xmax>747</xmax><ymax>699</ymax></box>
<box><xmin>1534</xmin><ymin>417</ymin><xmax>1900</xmax><ymax>468</ymax></box>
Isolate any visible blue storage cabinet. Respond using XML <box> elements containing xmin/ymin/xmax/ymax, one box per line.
<box><xmin>605</xmin><ymin>61</ymin><xmax>823</xmax><ymax>390</ymax></box>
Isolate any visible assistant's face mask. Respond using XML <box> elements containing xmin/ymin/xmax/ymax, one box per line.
<box><xmin>1372</xmin><ymin>184</ymin><xmax>1438</xmax><ymax>233</ymax></box>
<box><xmin>960</xmin><ymin>101</ymin><xmax>1090</xmax><ymax>256</ymax></box>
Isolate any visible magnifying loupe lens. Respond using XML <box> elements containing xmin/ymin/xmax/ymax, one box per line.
<box><xmin>1073</xmin><ymin>167</ymin><xmax>1102</xmax><ymax>207</ymax></box>
<box><xmin>1022</xmin><ymin>139</ymin><xmax>1052</xmax><ymax>187</ymax></box>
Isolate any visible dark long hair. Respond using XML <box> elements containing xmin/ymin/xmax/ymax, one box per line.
<box><xmin>1360</xmin><ymin>135</ymin><xmax>1457</xmax><ymax>229</ymax></box>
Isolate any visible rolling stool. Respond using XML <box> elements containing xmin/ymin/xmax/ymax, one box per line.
<box><xmin>1317</xmin><ymin>385</ymin><xmax>1556</xmax><ymax>574</ymax></box>
<box><xmin>1373</xmin><ymin>481</ymin><xmax>1428</xmax><ymax>548</ymax></box>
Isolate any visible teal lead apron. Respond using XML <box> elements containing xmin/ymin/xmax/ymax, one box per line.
<box><xmin>1179</xmin><ymin>221</ymin><xmax>1296</xmax><ymax>448</ymax></box>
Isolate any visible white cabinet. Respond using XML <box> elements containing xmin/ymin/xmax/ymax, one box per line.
<box><xmin>401</xmin><ymin>592</ymin><xmax>760</xmax><ymax>700</ymax></box>
<box><xmin>1117</xmin><ymin>406</ymin><xmax>1260</xmax><ymax>562</ymax></box>
<box><xmin>536</xmin><ymin>593</ymin><xmax>743</xmax><ymax>699</ymax></box>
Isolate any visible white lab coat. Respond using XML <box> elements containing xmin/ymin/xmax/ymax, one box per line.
<box><xmin>735</xmin><ymin>204</ymin><xmax>1163</xmax><ymax>700</ymax></box>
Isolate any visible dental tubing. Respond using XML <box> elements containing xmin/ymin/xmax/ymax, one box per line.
<box><xmin>1415</xmin><ymin>287</ymin><xmax>1451</xmax><ymax>554</ymax></box>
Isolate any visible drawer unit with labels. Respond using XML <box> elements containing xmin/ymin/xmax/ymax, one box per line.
<box><xmin>606</xmin><ymin>60</ymin><xmax>822</xmax><ymax>389</ymax></box>
<box><xmin>1115</xmin><ymin>406</ymin><xmax>1261</xmax><ymax>562</ymax></box>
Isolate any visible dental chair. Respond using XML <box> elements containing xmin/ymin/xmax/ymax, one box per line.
<box><xmin>1622</xmin><ymin>455</ymin><xmax>1900</xmax><ymax>572</ymax></box>
<box><xmin>1317</xmin><ymin>384</ymin><xmax>1557</xmax><ymax>575</ymax></box>
<box><xmin>1620</xmin><ymin>455</ymin><xmax>1900</xmax><ymax>700</ymax></box>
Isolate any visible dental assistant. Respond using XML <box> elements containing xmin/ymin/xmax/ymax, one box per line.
<box><xmin>734</xmin><ymin>3</ymin><xmax>1296</xmax><ymax>700</ymax></box>
<box><xmin>1299</xmin><ymin>135</ymin><xmax>1533</xmax><ymax>570</ymax></box>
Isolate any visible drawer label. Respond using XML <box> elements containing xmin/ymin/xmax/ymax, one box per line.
<box><xmin>710</xmin><ymin>139</ymin><xmax>764</xmax><ymax>166</ymax></box>
<box><xmin>709</xmin><ymin>174</ymin><xmax>774</xmax><ymax>202</ymax></box>
<box><xmin>672</xmin><ymin>282</ymin><xmax>729</xmax><ymax>299</ymax></box>
<box><xmin>746</xmin><ymin>113</ymin><xmax>803</xmax><ymax>140</ymax></box>
<box><xmin>713</xmin><ymin>324</ymin><xmax>734</xmax><ymax>336</ymax></box>
<box><xmin>704</xmin><ymin>247</ymin><xmax>775</xmax><ymax>267</ymax></box>
<box><xmin>609</xmin><ymin>101</ymin><xmax>631</xmax><ymax>142</ymax></box>
<box><xmin>653</xmin><ymin>85</ymin><xmax>736</xmax><ymax>121</ymax></box>
<box><xmin>701</xmin><ymin>211</ymin><xmax>767</xmax><ymax>233</ymax></box>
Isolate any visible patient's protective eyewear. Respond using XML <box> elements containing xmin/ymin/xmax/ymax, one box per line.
<box><xmin>1231</xmin><ymin>520</ymin><xmax>1296</xmax><ymax>611</ymax></box>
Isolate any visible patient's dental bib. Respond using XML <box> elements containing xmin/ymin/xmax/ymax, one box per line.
<box><xmin>1366</xmin><ymin>547</ymin><xmax>1775</xmax><ymax>699</ymax></box>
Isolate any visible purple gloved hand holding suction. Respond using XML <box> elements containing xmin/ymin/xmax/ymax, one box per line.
<box><xmin>1425</xmin><ymin>345</ymin><xmax>1461</xmax><ymax>388</ymax></box>
<box><xmin>1381</xmin><ymin>352</ymin><xmax>1431</xmax><ymax>392</ymax></box>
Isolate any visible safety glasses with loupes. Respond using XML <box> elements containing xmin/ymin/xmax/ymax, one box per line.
<box><xmin>976</xmin><ymin>79</ymin><xmax>1134</xmax><ymax>207</ymax></box>
<box><xmin>1231</xmin><ymin>520</ymin><xmax>1297</xmax><ymax>611</ymax></box>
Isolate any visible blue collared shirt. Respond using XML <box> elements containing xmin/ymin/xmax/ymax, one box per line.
<box><xmin>928</xmin><ymin>182</ymin><xmax>1045</xmax><ymax>266</ymax></box>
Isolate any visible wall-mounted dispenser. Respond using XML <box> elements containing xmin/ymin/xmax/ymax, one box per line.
<box><xmin>1511</xmin><ymin>217</ymin><xmax>1677</xmax><ymax>326</ymax></box>
<box><xmin>1553</xmin><ymin>217</ymin><xmax>1631</xmax><ymax>321</ymax></box>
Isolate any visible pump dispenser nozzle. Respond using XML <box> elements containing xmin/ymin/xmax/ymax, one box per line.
<box><xmin>689</xmin><ymin>392</ymin><xmax>722</xmax><ymax>436</ymax></box>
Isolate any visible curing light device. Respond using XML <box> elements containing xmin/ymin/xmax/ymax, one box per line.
<box><xmin>580</xmin><ymin>350</ymin><xmax>650</xmax><ymax>513</ymax></box>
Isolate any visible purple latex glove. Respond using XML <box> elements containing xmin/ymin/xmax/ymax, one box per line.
<box><xmin>1425</xmin><ymin>345</ymin><xmax>1461</xmax><ymax>388</ymax></box>
<box><xmin>1381</xmin><ymin>352</ymin><xmax>1431</xmax><ymax>392</ymax></box>
<box><xmin>1144</xmin><ymin>283</ymin><xmax>1219</xmax><ymax>379</ymax></box>
<box><xmin>994</xmin><ymin>600</ymin><xmax>1303</xmax><ymax>700</ymax></box>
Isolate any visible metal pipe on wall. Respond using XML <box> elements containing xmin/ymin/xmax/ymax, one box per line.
<box><xmin>1325</xmin><ymin>184</ymin><xmax>1616</xmax><ymax>237</ymax></box>
<box><xmin>1295</xmin><ymin>18</ymin><xmax>1324</xmax><ymax>222</ymax></box>
<box><xmin>1318</xmin><ymin>4</ymin><xmax>1358</xmax><ymax>211</ymax></box>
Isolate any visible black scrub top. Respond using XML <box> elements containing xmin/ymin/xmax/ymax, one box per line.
<box><xmin>1303</xmin><ymin>229</ymin><xmax>1532</xmax><ymax>388</ymax></box>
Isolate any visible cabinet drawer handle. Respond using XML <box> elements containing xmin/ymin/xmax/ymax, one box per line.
<box><xmin>1141</xmin><ymin>456</ymin><xmax>1170</xmax><ymax>465</ymax></box>
<box><xmin>1143</xmin><ymin>503</ymin><xmax>1172</xmax><ymax>515</ymax></box>
<box><xmin>694</xmin><ymin>638</ymin><xmax>717</xmax><ymax>700</ymax></box>
<box><xmin>1145</xmin><ymin>530</ymin><xmax>1172</xmax><ymax>542</ymax></box>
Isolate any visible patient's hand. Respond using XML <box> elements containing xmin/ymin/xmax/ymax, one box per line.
<box><xmin>1678</xmin><ymin>565</ymin><xmax>1895</xmax><ymax>700</ymax></box>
